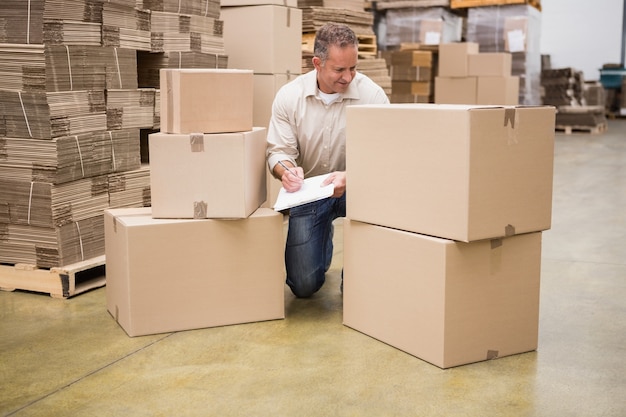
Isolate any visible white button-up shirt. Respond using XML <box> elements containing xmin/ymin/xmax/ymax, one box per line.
<box><xmin>266</xmin><ymin>69</ymin><xmax>390</xmax><ymax>178</ymax></box>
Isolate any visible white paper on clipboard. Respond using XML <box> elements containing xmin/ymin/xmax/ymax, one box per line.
<box><xmin>273</xmin><ymin>173</ymin><xmax>335</xmax><ymax>211</ymax></box>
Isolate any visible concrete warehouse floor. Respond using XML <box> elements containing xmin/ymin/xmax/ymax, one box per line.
<box><xmin>1</xmin><ymin>119</ymin><xmax>625</xmax><ymax>417</ymax></box>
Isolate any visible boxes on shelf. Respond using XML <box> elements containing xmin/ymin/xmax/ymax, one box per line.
<box><xmin>148</xmin><ymin>127</ymin><xmax>267</xmax><ymax>219</ymax></box>
<box><xmin>343</xmin><ymin>218</ymin><xmax>542</xmax><ymax>369</ymax></box>
<box><xmin>104</xmin><ymin>207</ymin><xmax>285</xmax><ymax>337</ymax></box>
<box><xmin>346</xmin><ymin>103</ymin><xmax>556</xmax><ymax>242</ymax></box>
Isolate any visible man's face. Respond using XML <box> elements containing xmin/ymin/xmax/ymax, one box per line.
<box><xmin>313</xmin><ymin>44</ymin><xmax>358</xmax><ymax>94</ymax></box>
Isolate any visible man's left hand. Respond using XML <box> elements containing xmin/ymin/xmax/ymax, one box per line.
<box><xmin>322</xmin><ymin>171</ymin><xmax>346</xmax><ymax>198</ymax></box>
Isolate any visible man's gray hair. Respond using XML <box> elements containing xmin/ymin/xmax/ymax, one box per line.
<box><xmin>314</xmin><ymin>23</ymin><xmax>358</xmax><ymax>64</ymax></box>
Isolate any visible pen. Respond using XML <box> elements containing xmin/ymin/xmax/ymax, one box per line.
<box><xmin>277</xmin><ymin>160</ymin><xmax>303</xmax><ymax>180</ymax></box>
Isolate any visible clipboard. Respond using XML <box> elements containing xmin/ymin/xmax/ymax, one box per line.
<box><xmin>273</xmin><ymin>173</ymin><xmax>335</xmax><ymax>211</ymax></box>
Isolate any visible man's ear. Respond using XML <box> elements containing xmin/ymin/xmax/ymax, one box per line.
<box><xmin>312</xmin><ymin>56</ymin><xmax>321</xmax><ymax>71</ymax></box>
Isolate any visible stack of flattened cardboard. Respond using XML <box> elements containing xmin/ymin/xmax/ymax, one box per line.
<box><xmin>540</xmin><ymin>67</ymin><xmax>583</xmax><ymax>107</ymax></box>
<box><xmin>0</xmin><ymin>0</ymin><xmax>150</xmax><ymax>271</ymax></box>
<box><xmin>137</xmin><ymin>51</ymin><xmax>228</xmax><ymax>88</ymax></box>
<box><xmin>102</xmin><ymin>3</ymin><xmax>151</xmax><ymax>51</ymax></box>
<box><xmin>301</xmin><ymin>7</ymin><xmax>374</xmax><ymax>35</ymax></box>
<box><xmin>343</xmin><ymin>103</ymin><xmax>556</xmax><ymax>369</ymax></box>
<box><xmin>107</xmin><ymin>164</ymin><xmax>151</xmax><ymax>209</ymax></box>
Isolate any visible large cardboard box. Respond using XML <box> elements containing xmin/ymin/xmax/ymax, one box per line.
<box><xmin>346</xmin><ymin>104</ymin><xmax>555</xmax><ymax>242</ymax></box>
<box><xmin>149</xmin><ymin>128</ymin><xmax>267</xmax><ymax>219</ymax></box>
<box><xmin>477</xmin><ymin>76</ymin><xmax>519</xmax><ymax>105</ymax></box>
<box><xmin>252</xmin><ymin>73</ymin><xmax>295</xmax><ymax>208</ymax></box>
<box><xmin>343</xmin><ymin>219</ymin><xmax>542</xmax><ymax>369</ymax></box>
<box><xmin>105</xmin><ymin>207</ymin><xmax>285</xmax><ymax>337</ymax></box>
<box><xmin>438</xmin><ymin>42</ymin><xmax>479</xmax><ymax>77</ymax></box>
<box><xmin>468</xmin><ymin>53</ymin><xmax>512</xmax><ymax>77</ymax></box>
<box><xmin>221</xmin><ymin>5</ymin><xmax>302</xmax><ymax>75</ymax></box>
<box><xmin>160</xmin><ymin>69</ymin><xmax>253</xmax><ymax>134</ymax></box>
<box><xmin>434</xmin><ymin>76</ymin><xmax>477</xmax><ymax>104</ymax></box>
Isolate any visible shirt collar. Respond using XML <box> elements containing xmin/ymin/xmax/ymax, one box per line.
<box><xmin>304</xmin><ymin>70</ymin><xmax>362</xmax><ymax>101</ymax></box>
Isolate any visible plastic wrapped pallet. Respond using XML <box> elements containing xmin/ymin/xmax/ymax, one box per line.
<box><xmin>377</xmin><ymin>7</ymin><xmax>462</xmax><ymax>51</ymax></box>
<box><xmin>465</xmin><ymin>5</ymin><xmax>542</xmax><ymax>105</ymax></box>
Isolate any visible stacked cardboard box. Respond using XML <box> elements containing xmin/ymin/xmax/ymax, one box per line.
<box><xmin>105</xmin><ymin>69</ymin><xmax>285</xmax><ymax>337</ymax></box>
<box><xmin>389</xmin><ymin>47</ymin><xmax>436</xmax><ymax>103</ymax></box>
<box><xmin>435</xmin><ymin>42</ymin><xmax>519</xmax><ymax>105</ymax></box>
<box><xmin>343</xmin><ymin>103</ymin><xmax>556</xmax><ymax>368</ymax></box>
<box><xmin>220</xmin><ymin>0</ymin><xmax>303</xmax><ymax>208</ymax></box>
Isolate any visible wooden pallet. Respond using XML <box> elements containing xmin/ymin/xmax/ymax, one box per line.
<box><xmin>0</xmin><ymin>255</ymin><xmax>106</xmax><ymax>299</ymax></box>
<box><xmin>302</xmin><ymin>33</ymin><xmax>377</xmax><ymax>57</ymax></box>
<box><xmin>450</xmin><ymin>0</ymin><xmax>541</xmax><ymax>10</ymax></box>
<box><xmin>555</xmin><ymin>123</ymin><xmax>608</xmax><ymax>135</ymax></box>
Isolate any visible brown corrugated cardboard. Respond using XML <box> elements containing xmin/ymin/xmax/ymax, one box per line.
<box><xmin>391</xmin><ymin>50</ymin><xmax>433</xmax><ymax>68</ymax></box>
<box><xmin>477</xmin><ymin>76</ymin><xmax>519</xmax><ymax>105</ymax></box>
<box><xmin>346</xmin><ymin>103</ymin><xmax>556</xmax><ymax>242</ymax></box>
<box><xmin>252</xmin><ymin>73</ymin><xmax>295</xmax><ymax>208</ymax></box>
<box><xmin>468</xmin><ymin>53</ymin><xmax>512</xmax><ymax>77</ymax></box>
<box><xmin>104</xmin><ymin>207</ymin><xmax>285</xmax><ymax>337</ymax></box>
<box><xmin>148</xmin><ymin>128</ymin><xmax>267</xmax><ymax>219</ymax></box>
<box><xmin>160</xmin><ymin>69</ymin><xmax>253</xmax><ymax>134</ymax></box>
<box><xmin>390</xmin><ymin>64</ymin><xmax>432</xmax><ymax>81</ymax></box>
<box><xmin>221</xmin><ymin>5</ymin><xmax>302</xmax><ymax>75</ymax></box>
<box><xmin>221</xmin><ymin>0</ymin><xmax>297</xmax><ymax>6</ymax></box>
<box><xmin>438</xmin><ymin>42</ymin><xmax>479</xmax><ymax>77</ymax></box>
<box><xmin>392</xmin><ymin>80</ymin><xmax>432</xmax><ymax>96</ymax></box>
<box><xmin>434</xmin><ymin>76</ymin><xmax>477</xmax><ymax>104</ymax></box>
<box><xmin>343</xmin><ymin>218</ymin><xmax>542</xmax><ymax>369</ymax></box>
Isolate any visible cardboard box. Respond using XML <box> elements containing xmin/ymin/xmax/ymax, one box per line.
<box><xmin>477</xmin><ymin>76</ymin><xmax>519</xmax><ymax>105</ymax></box>
<box><xmin>438</xmin><ymin>42</ymin><xmax>479</xmax><ymax>77</ymax></box>
<box><xmin>391</xmin><ymin>50</ymin><xmax>433</xmax><ymax>68</ymax></box>
<box><xmin>392</xmin><ymin>80</ymin><xmax>432</xmax><ymax>96</ymax></box>
<box><xmin>434</xmin><ymin>76</ymin><xmax>477</xmax><ymax>104</ymax></box>
<box><xmin>468</xmin><ymin>53</ymin><xmax>512</xmax><ymax>77</ymax></box>
<box><xmin>252</xmin><ymin>73</ymin><xmax>295</xmax><ymax>208</ymax></box>
<box><xmin>390</xmin><ymin>64</ymin><xmax>432</xmax><ymax>82</ymax></box>
<box><xmin>221</xmin><ymin>5</ymin><xmax>302</xmax><ymax>74</ymax></box>
<box><xmin>149</xmin><ymin>128</ymin><xmax>267</xmax><ymax>219</ymax></box>
<box><xmin>346</xmin><ymin>103</ymin><xmax>555</xmax><ymax>242</ymax></box>
<box><xmin>160</xmin><ymin>69</ymin><xmax>253</xmax><ymax>134</ymax></box>
<box><xmin>343</xmin><ymin>219</ymin><xmax>542</xmax><ymax>369</ymax></box>
<box><xmin>104</xmin><ymin>207</ymin><xmax>285</xmax><ymax>337</ymax></box>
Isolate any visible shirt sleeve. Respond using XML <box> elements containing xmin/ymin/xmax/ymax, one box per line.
<box><xmin>266</xmin><ymin>85</ymin><xmax>300</xmax><ymax>177</ymax></box>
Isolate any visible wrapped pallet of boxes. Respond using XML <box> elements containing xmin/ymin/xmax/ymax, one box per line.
<box><xmin>104</xmin><ymin>207</ymin><xmax>285</xmax><ymax>337</ymax></box>
<box><xmin>343</xmin><ymin>103</ymin><xmax>556</xmax><ymax>368</ymax></box>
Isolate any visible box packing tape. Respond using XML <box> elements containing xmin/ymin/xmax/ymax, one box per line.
<box><xmin>190</xmin><ymin>133</ymin><xmax>204</xmax><ymax>152</ymax></box>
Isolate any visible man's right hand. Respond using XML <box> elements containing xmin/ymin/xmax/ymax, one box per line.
<box><xmin>276</xmin><ymin>161</ymin><xmax>304</xmax><ymax>192</ymax></box>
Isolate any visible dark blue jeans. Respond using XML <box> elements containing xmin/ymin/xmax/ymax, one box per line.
<box><xmin>285</xmin><ymin>194</ymin><xmax>346</xmax><ymax>298</ymax></box>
